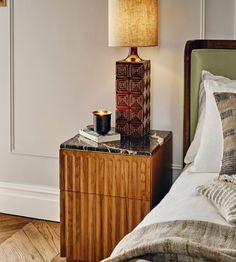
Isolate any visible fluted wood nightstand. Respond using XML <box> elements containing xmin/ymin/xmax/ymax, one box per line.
<box><xmin>60</xmin><ymin>130</ymin><xmax>172</xmax><ymax>262</ymax></box>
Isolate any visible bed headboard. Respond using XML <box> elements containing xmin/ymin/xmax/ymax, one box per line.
<box><xmin>183</xmin><ymin>40</ymin><xmax>236</xmax><ymax>159</ymax></box>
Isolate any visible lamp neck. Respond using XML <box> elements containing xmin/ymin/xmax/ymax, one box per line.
<box><xmin>125</xmin><ymin>47</ymin><xmax>142</xmax><ymax>62</ymax></box>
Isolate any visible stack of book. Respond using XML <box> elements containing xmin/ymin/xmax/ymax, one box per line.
<box><xmin>79</xmin><ymin>125</ymin><xmax>120</xmax><ymax>143</ymax></box>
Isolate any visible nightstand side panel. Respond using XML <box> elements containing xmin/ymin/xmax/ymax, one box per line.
<box><xmin>151</xmin><ymin>137</ymin><xmax>173</xmax><ymax>208</ymax></box>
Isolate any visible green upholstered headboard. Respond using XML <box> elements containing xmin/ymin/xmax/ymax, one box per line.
<box><xmin>183</xmin><ymin>40</ymin><xmax>236</xmax><ymax>160</ymax></box>
<box><xmin>191</xmin><ymin>49</ymin><xmax>236</xmax><ymax>141</ymax></box>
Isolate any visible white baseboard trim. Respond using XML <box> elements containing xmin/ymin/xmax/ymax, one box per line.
<box><xmin>0</xmin><ymin>182</ymin><xmax>59</xmax><ymax>222</ymax></box>
<box><xmin>172</xmin><ymin>164</ymin><xmax>182</xmax><ymax>171</ymax></box>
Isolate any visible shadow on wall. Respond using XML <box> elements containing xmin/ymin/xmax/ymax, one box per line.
<box><xmin>173</xmin><ymin>169</ymin><xmax>181</xmax><ymax>183</ymax></box>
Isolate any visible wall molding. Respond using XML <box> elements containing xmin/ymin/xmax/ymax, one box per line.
<box><xmin>8</xmin><ymin>0</ymin><xmax>190</xmax><ymax>166</ymax></box>
<box><xmin>0</xmin><ymin>181</ymin><xmax>59</xmax><ymax>221</ymax></box>
<box><xmin>200</xmin><ymin>0</ymin><xmax>206</xmax><ymax>39</ymax></box>
<box><xmin>9</xmin><ymin>0</ymin><xmax>14</xmax><ymax>154</ymax></box>
<box><xmin>9</xmin><ymin>0</ymin><xmax>57</xmax><ymax>159</ymax></box>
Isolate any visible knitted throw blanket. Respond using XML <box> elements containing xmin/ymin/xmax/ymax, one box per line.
<box><xmin>102</xmin><ymin>220</ymin><xmax>236</xmax><ymax>262</ymax></box>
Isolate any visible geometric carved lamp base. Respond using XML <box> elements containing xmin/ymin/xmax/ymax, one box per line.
<box><xmin>115</xmin><ymin>57</ymin><xmax>151</xmax><ymax>137</ymax></box>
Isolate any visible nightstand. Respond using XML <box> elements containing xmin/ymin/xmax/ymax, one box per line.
<box><xmin>60</xmin><ymin>130</ymin><xmax>172</xmax><ymax>262</ymax></box>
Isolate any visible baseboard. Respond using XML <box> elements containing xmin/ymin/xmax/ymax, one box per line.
<box><xmin>172</xmin><ymin>164</ymin><xmax>182</xmax><ymax>170</ymax></box>
<box><xmin>0</xmin><ymin>182</ymin><xmax>59</xmax><ymax>222</ymax></box>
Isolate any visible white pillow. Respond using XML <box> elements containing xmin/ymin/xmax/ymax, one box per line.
<box><xmin>190</xmin><ymin>79</ymin><xmax>236</xmax><ymax>172</ymax></box>
<box><xmin>184</xmin><ymin>71</ymin><xmax>230</xmax><ymax>164</ymax></box>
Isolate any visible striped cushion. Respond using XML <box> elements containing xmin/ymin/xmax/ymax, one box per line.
<box><xmin>196</xmin><ymin>180</ymin><xmax>236</xmax><ymax>225</ymax></box>
<box><xmin>214</xmin><ymin>92</ymin><xmax>236</xmax><ymax>184</ymax></box>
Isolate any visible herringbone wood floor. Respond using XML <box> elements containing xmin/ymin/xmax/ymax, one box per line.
<box><xmin>0</xmin><ymin>213</ymin><xmax>66</xmax><ymax>262</ymax></box>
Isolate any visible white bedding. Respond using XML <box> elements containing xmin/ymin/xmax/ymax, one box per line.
<box><xmin>136</xmin><ymin>166</ymin><xmax>228</xmax><ymax>230</ymax></box>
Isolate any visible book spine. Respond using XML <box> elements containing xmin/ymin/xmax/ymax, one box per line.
<box><xmin>79</xmin><ymin>130</ymin><xmax>98</xmax><ymax>142</ymax></box>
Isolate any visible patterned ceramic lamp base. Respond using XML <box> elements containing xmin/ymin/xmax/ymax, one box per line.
<box><xmin>116</xmin><ymin>59</ymin><xmax>151</xmax><ymax>137</ymax></box>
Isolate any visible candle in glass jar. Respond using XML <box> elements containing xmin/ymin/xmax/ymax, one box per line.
<box><xmin>93</xmin><ymin>110</ymin><xmax>112</xmax><ymax>135</ymax></box>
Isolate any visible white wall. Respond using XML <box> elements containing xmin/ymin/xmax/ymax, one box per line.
<box><xmin>0</xmin><ymin>0</ymin><xmax>235</xmax><ymax>220</ymax></box>
<box><xmin>205</xmin><ymin>0</ymin><xmax>235</xmax><ymax>39</ymax></box>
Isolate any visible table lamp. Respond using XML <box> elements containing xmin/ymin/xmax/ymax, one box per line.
<box><xmin>0</xmin><ymin>0</ymin><xmax>6</xmax><ymax>7</ymax></box>
<box><xmin>109</xmin><ymin>0</ymin><xmax>158</xmax><ymax>137</ymax></box>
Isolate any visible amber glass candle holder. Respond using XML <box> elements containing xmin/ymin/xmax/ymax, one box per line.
<box><xmin>93</xmin><ymin>110</ymin><xmax>112</xmax><ymax>135</ymax></box>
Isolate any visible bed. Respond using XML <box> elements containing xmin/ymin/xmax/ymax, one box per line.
<box><xmin>102</xmin><ymin>40</ymin><xmax>236</xmax><ymax>262</ymax></box>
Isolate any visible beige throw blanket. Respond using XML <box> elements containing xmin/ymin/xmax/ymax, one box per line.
<box><xmin>197</xmin><ymin>179</ymin><xmax>236</xmax><ymax>225</ymax></box>
<box><xmin>102</xmin><ymin>220</ymin><xmax>236</xmax><ymax>262</ymax></box>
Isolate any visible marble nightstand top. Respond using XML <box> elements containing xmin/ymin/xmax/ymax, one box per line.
<box><xmin>60</xmin><ymin>130</ymin><xmax>172</xmax><ymax>156</ymax></box>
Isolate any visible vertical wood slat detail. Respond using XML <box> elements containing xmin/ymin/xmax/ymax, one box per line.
<box><xmin>60</xmin><ymin>150</ymin><xmax>151</xmax><ymax>200</ymax></box>
<box><xmin>61</xmin><ymin>191</ymin><xmax>96</xmax><ymax>261</ymax></box>
<box><xmin>61</xmin><ymin>191</ymin><xmax>150</xmax><ymax>261</ymax></box>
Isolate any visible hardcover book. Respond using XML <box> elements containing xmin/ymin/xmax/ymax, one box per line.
<box><xmin>79</xmin><ymin>125</ymin><xmax>120</xmax><ymax>143</ymax></box>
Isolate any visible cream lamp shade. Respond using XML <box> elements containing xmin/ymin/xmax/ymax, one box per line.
<box><xmin>108</xmin><ymin>0</ymin><xmax>158</xmax><ymax>47</ymax></box>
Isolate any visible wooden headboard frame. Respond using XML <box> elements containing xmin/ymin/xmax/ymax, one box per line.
<box><xmin>183</xmin><ymin>39</ymin><xmax>236</xmax><ymax>159</ymax></box>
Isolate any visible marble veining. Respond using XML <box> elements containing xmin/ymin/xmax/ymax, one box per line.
<box><xmin>60</xmin><ymin>130</ymin><xmax>172</xmax><ymax>156</ymax></box>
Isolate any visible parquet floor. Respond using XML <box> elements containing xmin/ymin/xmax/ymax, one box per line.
<box><xmin>0</xmin><ymin>213</ymin><xmax>66</xmax><ymax>262</ymax></box>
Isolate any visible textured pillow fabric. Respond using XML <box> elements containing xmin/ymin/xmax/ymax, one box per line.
<box><xmin>190</xmin><ymin>80</ymin><xmax>236</xmax><ymax>173</ymax></box>
<box><xmin>184</xmin><ymin>71</ymin><xmax>231</xmax><ymax>164</ymax></box>
<box><xmin>214</xmin><ymin>92</ymin><xmax>236</xmax><ymax>184</ymax></box>
<box><xmin>196</xmin><ymin>180</ymin><xmax>236</xmax><ymax>225</ymax></box>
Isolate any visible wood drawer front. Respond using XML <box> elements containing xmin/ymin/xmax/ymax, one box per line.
<box><xmin>60</xmin><ymin>191</ymin><xmax>150</xmax><ymax>261</ymax></box>
<box><xmin>60</xmin><ymin>191</ymin><xmax>95</xmax><ymax>262</ymax></box>
<box><xmin>60</xmin><ymin>149</ymin><xmax>151</xmax><ymax>200</ymax></box>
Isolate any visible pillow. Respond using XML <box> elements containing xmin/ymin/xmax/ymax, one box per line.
<box><xmin>184</xmin><ymin>71</ymin><xmax>231</xmax><ymax>164</ymax></box>
<box><xmin>214</xmin><ymin>92</ymin><xmax>236</xmax><ymax>184</ymax></box>
<box><xmin>196</xmin><ymin>179</ymin><xmax>236</xmax><ymax>225</ymax></box>
<box><xmin>190</xmin><ymin>80</ymin><xmax>236</xmax><ymax>172</ymax></box>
